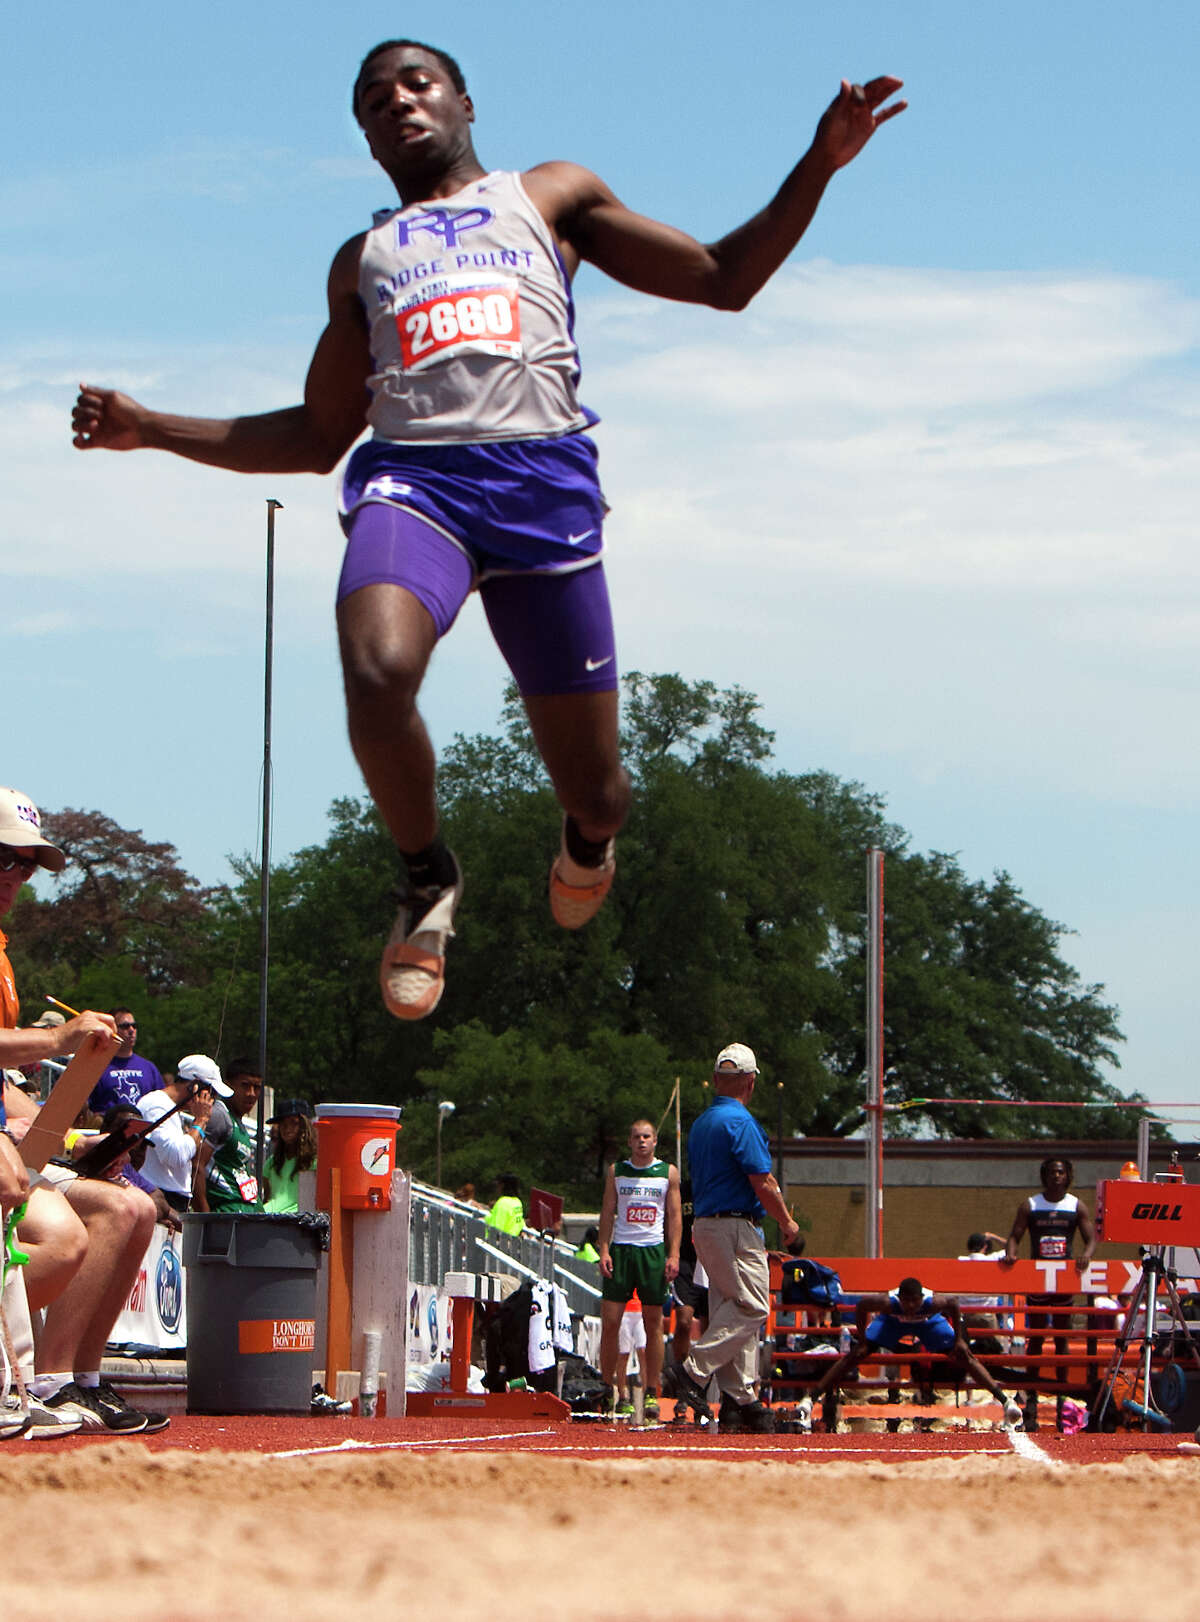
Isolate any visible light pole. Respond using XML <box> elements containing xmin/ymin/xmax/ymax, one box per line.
<box><xmin>776</xmin><ymin>1080</ymin><xmax>785</xmax><ymax>1187</ymax></box>
<box><xmin>255</xmin><ymin>497</ymin><xmax>282</xmax><ymax>1199</ymax></box>
<box><xmin>436</xmin><ymin>1100</ymin><xmax>456</xmax><ymax>1187</ymax></box>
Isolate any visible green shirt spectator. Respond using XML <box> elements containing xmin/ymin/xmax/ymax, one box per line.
<box><xmin>486</xmin><ymin>1174</ymin><xmax>525</xmax><ymax>1235</ymax></box>
<box><xmin>263</xmin><ymin>1098</ymin><xmax>316</xmax><ymax>1214</ymax></box>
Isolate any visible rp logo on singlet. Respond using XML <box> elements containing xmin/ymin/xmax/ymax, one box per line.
<box><xmin>395</xmin><ymin>206</ymin><xmax>492</xmax><ymax>251</ymax></box>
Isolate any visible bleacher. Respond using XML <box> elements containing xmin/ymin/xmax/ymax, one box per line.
<box><xmin>408</xmin><ymin>1180</ymin><xmax>601</xmax><ymax>1318</ymax></box>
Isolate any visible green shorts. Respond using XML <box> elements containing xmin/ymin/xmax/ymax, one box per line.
<box><xmin>602</xmin><ymin>1242</ymin><xmax>667</xmax><ymax>1305</ymax></box>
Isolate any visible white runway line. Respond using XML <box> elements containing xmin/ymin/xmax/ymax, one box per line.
<box><xmin>1005</xmin><ymin>1427</ymin><xmax>1062</xmax><ymax>1467</ymax></box>
<box><xmin>267</xmin><ymin>1430</ymin><xmax>1012</xmax><ymax>1462</ymax></box>
<box><xmin>505</xmin><ymin>1441</ymin><xmax>1010</xmax><ymax>1458</ymax></box>
<box><xmin>267</xmin><ymin>1428</ymin><xmax>556</xmax><ymax>1459</ymax></box>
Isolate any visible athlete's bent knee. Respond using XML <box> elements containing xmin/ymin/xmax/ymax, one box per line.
<box><xmin>563</xmin><ymin>766</ymin><xmax>631</xmax><ymax>837</ymax></box>
<box><xmin>341</xmin><ymin>639</ymin><xmax>427</xmax><ymax>719</ymax></box>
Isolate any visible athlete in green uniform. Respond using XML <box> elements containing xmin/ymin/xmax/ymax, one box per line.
<box><xmin>598</xmin><ymin>1119</ymin><xmax>680</xmax><ymax>1418</ymax></box>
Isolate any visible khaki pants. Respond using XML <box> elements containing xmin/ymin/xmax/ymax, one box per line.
<box><xmin>687</xmin><ymin>1217</ymin><xmax>769</xmax><ymax>1405</ymax></box>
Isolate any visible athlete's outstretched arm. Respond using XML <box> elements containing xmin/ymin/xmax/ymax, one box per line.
<box><xmin>535</xmin><ymin>76</ymin><xmax>904</xmax><ymax>311</ymax></box>
<box><xmin>71</xmin><ymin>236</ymin><xmax>372</xmax><ymax>474</ymax></box>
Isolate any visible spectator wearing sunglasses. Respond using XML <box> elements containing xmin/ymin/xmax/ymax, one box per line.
<box><xmin>87</xmin><ymin>1007</ymin><xmax>165</xmax><ymax>1118</ymax></box>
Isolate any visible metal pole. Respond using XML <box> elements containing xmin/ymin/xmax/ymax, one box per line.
<box><xmin>865</xmin><ymin>847</ymin><xmax>885</xmax><ymax>1256</ymax></box>
<box><xmin>776</xmin><ymin>1081</ymin><xmax>785</xmax><ymax>1187</ymax></box>
<box><xmin>1136</xmin><ymin>1116</ymin><xmax>1151</xmax><ymax>1180</ymax></box>
<box><xmin>436</xmin><ymin>1100</ymin><xmax>455</xmax><ymax>1188</ymax></box>
<box><xmin>675</xmin><ymin>1076</ymin><xmax>682</xmax><ymax>1172</ymax></box>
<box><xmin>255</xmin><ymin>498</ymin><xmax>282</xmax><ymax>1197</ymax></box>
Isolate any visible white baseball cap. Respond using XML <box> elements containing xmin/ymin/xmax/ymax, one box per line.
<box><xmin>714</xmin><ymin>1042</ymin><xmax>759</xmax><ymax>1075</ymax></box>
<box><xmin>0</xmin><ymin>788</ymin><xmax>65</xmax><ymax>873</ymax></box>
<box><xmin>177</xmin><ymin>1053</ymin><xmax>233</xmax><ymax>1097</ymax></box>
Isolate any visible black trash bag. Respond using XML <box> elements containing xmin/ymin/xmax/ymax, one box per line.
<box><xmin>557</xmin><ymin>1350</ymin><xmax>608</xmax><ymax>1414</ymax></box>
<box><xmin>482</xmin><ymin>1280</ymin><xmax>558</xmax><ymax>1393</ymax></box>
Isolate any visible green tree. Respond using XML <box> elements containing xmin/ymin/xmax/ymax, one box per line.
<box><xmin>11</xmin><ymin>808</ymin><xmax>213</xmax><ymax>990</ymax></box>
<box><xmin>6</xmin><ymin>808</ymin><xmax>216</xmax><ymax>1063</ymax></box>
<box><xmin>10</xmin><ymin>675</ymin><xmax>1136</xmax><ymax>1179</ymax></box>
<box><xmin>402</xmin><ymin>1023</ymin><xmax>680</xmax><ymax>1207</ymax></box>
<box><xmin>821</xmin><ymin>853</ymin><xmax>1128</xmax><ymax>1138</ymax></box>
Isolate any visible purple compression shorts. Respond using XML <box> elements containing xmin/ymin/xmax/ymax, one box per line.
<box><xmin>337</xmin><ymin>434</ymin><xmax>617</xmax><ymax>697</ymax></box>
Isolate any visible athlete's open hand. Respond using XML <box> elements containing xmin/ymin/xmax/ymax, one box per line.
<box><xmin>71</xmin><ymin>383</ymin><xmax>147</xmax><ymax>451</ymax></box>
<box><xmin>813</xmin><ymin>77</ymin><xmax>906</xmax><ymax>171</ymax></box>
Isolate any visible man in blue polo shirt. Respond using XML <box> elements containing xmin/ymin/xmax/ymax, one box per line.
<box><xmin>672</xmin><ymin>1043</ymin><xmax>798</xmax><ymax>1433</ymax></box>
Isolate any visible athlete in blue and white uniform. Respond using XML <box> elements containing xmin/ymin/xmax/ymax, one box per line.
<box><xmin>797</xmin><ymin>1276</ymin><xmax>1023</xmax><ymax>1432</ymax></box>
<box><xmin>1006</xmin><ymin>1156</ymin><xmax>1096</xmax><ymax>1427</ymax></box>
<box><xmin>71</xmin><ymin>40</ymin><xmax>905</xmax><ymax>1022</ymax></box>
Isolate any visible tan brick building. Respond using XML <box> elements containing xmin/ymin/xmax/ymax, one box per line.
<box><xmin>778</xmin><ymin>1137</ymin><xmax>1198</xmax><ymax>1263</ymax></box>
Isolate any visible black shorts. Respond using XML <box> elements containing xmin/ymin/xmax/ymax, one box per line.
<box><xmin>1025</xmin><ymin>1293</ymin><xmax>1075</xmax><ymax>1332</ymax></box>
<box><xmin>671</xmin><ymin>1259</ymin><xmax>709</xmax><ymax>1316</ymax></box>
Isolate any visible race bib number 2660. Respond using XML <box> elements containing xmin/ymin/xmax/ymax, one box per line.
<box><xmin>396</xmin><ymin>274</ymin><xmax>522</xmax><ymax>372</ymax></box>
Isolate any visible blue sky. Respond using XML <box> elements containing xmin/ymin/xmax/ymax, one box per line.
<box><xmin>6</xmin><ymin>2</ymin><xmax>1200</xmax><ymax>1127</ymax></box>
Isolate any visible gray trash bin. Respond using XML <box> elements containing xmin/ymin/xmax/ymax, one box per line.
<box><xmin>183</xmin><ymin>1211</ymin><xmax>329</xmax><ymax>1414</ymax></box>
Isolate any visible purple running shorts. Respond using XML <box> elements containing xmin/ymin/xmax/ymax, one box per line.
<box><xmin>337</xmin><ymin>434</ymin><xmax>616</xmax><ymax>696</ymax></box>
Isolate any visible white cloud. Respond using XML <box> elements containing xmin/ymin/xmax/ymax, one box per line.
<box><xmin>5</xmin><ymin>257</ymin><xmax>1199</xmax><ymax>1107</ymax></box>
<box><xmin>0</xmin><ymin>145</ymin><xmax>308</xmax><ymax>225</ymax></box>
<box><xmin>9</xmin><ymin>610</ymin><xmax>75</xmax><ymax>637</ymax></box>
<box><xmin>587</xmin><ymin>264</ymin><xmax>1200</xmax><ymax>414</ymax></box>
<box><xmin>3</xmin><ymin>261</ymin><xmax>1197</xmax><ymax>820</ymax></box>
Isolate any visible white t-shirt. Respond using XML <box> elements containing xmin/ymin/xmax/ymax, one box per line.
<box><xmin>139</xmin><ymin>1089</ymin><xmax>197</xmax><ymax>1197</ymax></box>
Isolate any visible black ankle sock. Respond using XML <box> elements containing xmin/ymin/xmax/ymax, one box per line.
<box><xmin>401</xmin><ymin>837</ymin><xmax>458</xmax><ymax>893</ymax></box>
<box><xmin>563</xmin><ymin>816</ymin><xmax>609</xmax><ymax>868</ymax></box>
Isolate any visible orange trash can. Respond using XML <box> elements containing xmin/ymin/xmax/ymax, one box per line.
<box><xmin>315</xmin><ymin>1104</ymin><xmax>403</xmax><ymax>1210</ymax></box>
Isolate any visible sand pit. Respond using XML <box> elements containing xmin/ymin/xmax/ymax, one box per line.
<box><xmin>1</xmin><ymin>1443</ymin><xmax>1197</xmax><ymax>1621</ymax></box>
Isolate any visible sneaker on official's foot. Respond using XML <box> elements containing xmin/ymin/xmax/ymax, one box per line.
<box><xmin>6</xmin><ymin>1393</ymin><xmax>83</xmax><ymax>1439</ymax></box>
<box><xmin>43</xmin><ymin>1380</ymin><xmax>149</xmax><ymax>1434</ymax></box>
<box><xmin>1</xmin><ymin>1397</ymin><xmax>32</xmax><ymax>1439</ymax></box>
<box><xmin>379</xmin><ymin>854</ymin><xmax>464</xmax><ymax>1020</ymax></box>
<box><xmin>548</xmin><ymin>821</ymin><xmax>615</xmax><ymax>930</ymax></box>
<box><xmin>718</xmin><ymin>1393</ymin><xmax>743</xmax><ymax>1431</ymax></box>
<box><xmin>720</xmin><ymin>1396</ymin><xmax>775</xmax><ymax>1433</ymax></box>
<box><xmin>95</xmin><ymin>1381</ymin><xmax>170</xmax><ymax>1434</ymax></box>
<box><xmin>671</xmin><ymin>1361</ymin><xmax>713</xmax><ymax>1423</ymax></box>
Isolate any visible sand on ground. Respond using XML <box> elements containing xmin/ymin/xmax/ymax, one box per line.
<box><xmin>1</xmin><ymin>1448</ymin><xmax>1196</xmax><ymax>1621</ymax></box>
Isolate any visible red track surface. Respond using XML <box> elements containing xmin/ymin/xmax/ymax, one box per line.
<box><xmin>17</xmin><ymin>1414</ymin><xmax>1194</xmax><ymax>1462</ymax></box>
